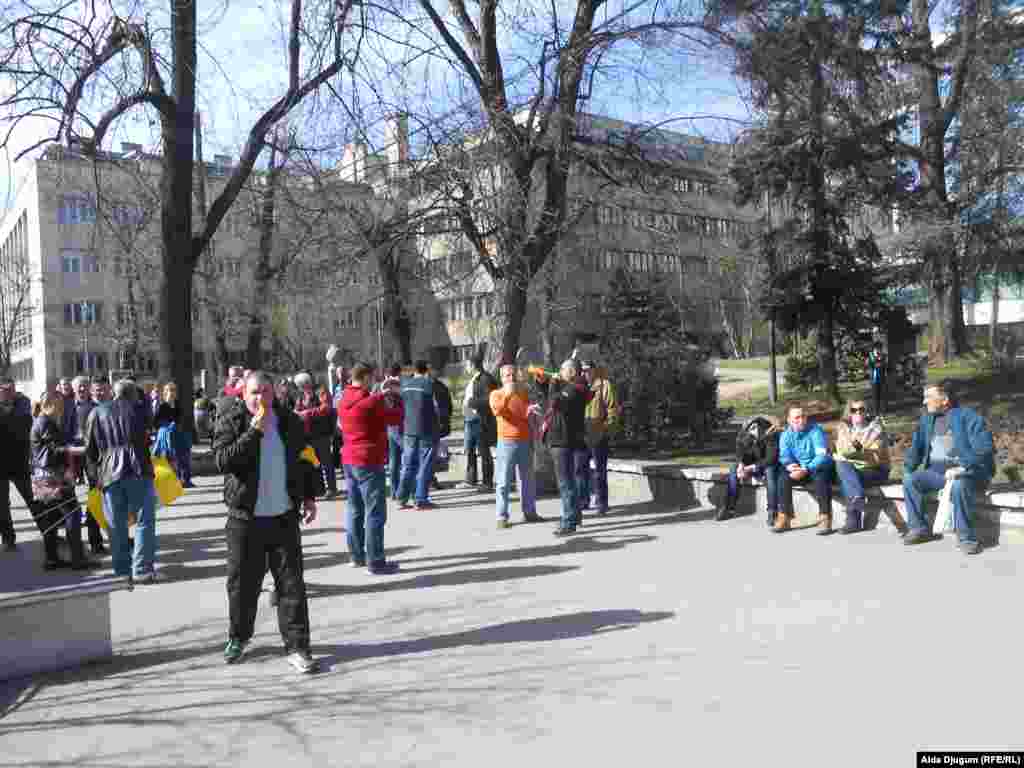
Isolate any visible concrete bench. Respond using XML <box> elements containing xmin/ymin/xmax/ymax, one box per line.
<box><xmin>599</xmin><ymin>462</ymin><xmax>1024</xmax><ymax>546</ymax></box>
<box><xmin>0</xmin><ymin>576</ymin><xmax>133</xmax><ymax>682</ymax></box>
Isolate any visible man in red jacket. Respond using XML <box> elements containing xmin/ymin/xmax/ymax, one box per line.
<box><xmin>337</xmin><ymin>362</ymin><xmax>404</xmax><ymax>574</ymax></box>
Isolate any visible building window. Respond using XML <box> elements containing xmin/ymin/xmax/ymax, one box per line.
<box><xmin>61</xmin><ymin>252</ymin><xmax>81</xmax><ymax>273</ymax></box>
<box><xmin>57</xmin><ymin>195</ymin><xmax>97</xmax><ymax>224</ymax></box>
<box><xmin>64</xmin><ymin>302</ymin><xmax>102</xmax><ymax>326</ymax></box>
<box><xmin>9</xmin><ymin>358</ymin><xmax>34</xmax><ymax>382</ymax></box>
<box><xmin>73</xmin><ymin>352</ymin><xmax>107</xmax><ymax>373</ymax></box>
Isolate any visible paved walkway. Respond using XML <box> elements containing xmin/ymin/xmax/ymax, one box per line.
<box><xmin>1</xmin><ymin>473</ymin><xmax>1022</xmax><ymax>767</ymax></box>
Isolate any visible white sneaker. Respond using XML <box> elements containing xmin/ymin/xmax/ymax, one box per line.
<box><xmin>287</xmin><ymin>650</ymin><xmax>318</xmax><ymax>674</ymax></box>
<box><xmin>456</xmin><ymin>482</ymin><xmax>476</xmax><ymax>490</ymax></box>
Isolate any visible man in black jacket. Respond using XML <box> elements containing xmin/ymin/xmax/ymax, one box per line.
<box><xmin>0</xmin><ymin>375</ymin><xmax>34</xmax><ymax>550</ymax></box>
<box><xmin>213</xmin><ymin>370</ymin><xmax>319</xmax><ymax>673</ymax></box>
<box><xmin>429</xmin><ymin>364</ymin><xmax>453</xmax><ymax>491</ymax></box>
<box><xmin>543</xmin><ymin>359</ymin><xmax>592</xmax><ymax>536</ymax></box>
<box><xmin>716</xmin><ymin>416</ymin><xmax>782</xmax><ymax>525</ymax></box>
<box><xmin>459</xmin><ymin>354</ymin><xmax>498</xmax><ymax>491</ymax></box>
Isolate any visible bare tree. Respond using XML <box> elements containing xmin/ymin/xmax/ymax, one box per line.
<box><xmin>1</xmin><ymin>0</ymin><xmax>360</xmax><ymax>429</ymax></box>
<box><xmin>389</xmin><ymin>0</ymin><xmax>727</xmax><ymax>360</ymax></box>
<box><xmin>0</xmin><ymin>230</ymin><xmax>37</xmax><ymax>377</ymax></box>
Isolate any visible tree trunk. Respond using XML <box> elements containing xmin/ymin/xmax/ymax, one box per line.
<box><xmin>817</xmin><ymin>310</ymin><xmax>840</xmax><ymax>403</ymax></box>
<box><xmin>500</xmin><ymin>277</ymin><xmax>529</xmax><ymax>365</ymax></box>
<box><xmin>159</xmin><ymin>0</ymin><xmax>197</xmax><ymax>433</ymax></box>
<box><xmin>245</xmin><ymin>143</ymin><xmax>281</xmax><ymax>371</ymax></box>
<box><xmin>927</xmin><ymin>250</ymin><xmax>969</xmax><ymax>363</ymax></box>
<box><xmin>990</xmin><ymin>276</ymin><xmax>1000</xmax><ymax>367</ymax></box>
<box><xmin>385</xmin><ymin>295</ymin><xmax>412</xmax><ymax>365</ymax></box>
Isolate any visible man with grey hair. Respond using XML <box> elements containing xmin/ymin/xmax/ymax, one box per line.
<box><xmin>902</xmin><ymin>382</ymin><xmax>995</xmax><ymax>555</ymax></box>
<box><xmin>85</xmin><ymin>378</ymin><xmax>159</xmax><ymax>580</ymax></box>
<box><xmin>67</xmin><ymin>374</ymin><xmax>104</xmax><ymax>552</ymax></box>
<box><xmin>214</xmin><ymin>369</ymin><xmax>320</xmax><ymax>673</ymax></box>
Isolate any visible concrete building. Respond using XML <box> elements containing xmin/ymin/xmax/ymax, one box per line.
<box><xmin>402</xmin><ymin>114</ymin><xmax>763</xmax><ymax>367</ymax></box>
<box><xmin>0</xmin><ymin>142</ymin><xmax>391</xmax><ymax>398</ymax></box>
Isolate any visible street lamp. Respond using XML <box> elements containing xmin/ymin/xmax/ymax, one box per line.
<box><xmin>80</xmin><ymin>300</ymin><xmax>91</xmax><ymax>375</ymax></box>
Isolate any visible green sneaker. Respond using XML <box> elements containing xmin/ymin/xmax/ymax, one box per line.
<box><xmin>497</xmin><ymin>519</ymin><xmax>512</xmax><ymax>529</ymax></box>
<box><xmin>224</xmin><ymin>638</ymin><xmax>248</xmax><ymax>664</ymax></box>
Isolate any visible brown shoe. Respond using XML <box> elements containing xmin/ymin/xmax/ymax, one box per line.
<box><xmin>772</xmin><ymin>511</ymin><xmax>792</xmax><ymax>533</ymax></box>
<box><xmin>816</xmin><ymin>513</ymin><xmax>834</xmax><ymax>536</ymax></box>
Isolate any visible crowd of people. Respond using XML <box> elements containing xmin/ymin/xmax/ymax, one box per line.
<box><xmin>715</xmin><ymin>382</ymin><xmax>995</xmax><ymax>556</ymax></box>
<box><xmin>1</xmin><ymin>356</ymin><xmax>996</xmax><ymax>676</ymax></box>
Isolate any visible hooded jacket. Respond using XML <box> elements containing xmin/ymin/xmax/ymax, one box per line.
<box><xmin>779</xmin><ymin>422</ymin><xmax>832</xmax><ymax>473</ymax></box>
<box><xmin>735</xmin><ymin>416</ymin><xmax>780</xmax><ymax>471</ymax></box>
<box><xmin>337</xmin><ymin>385</ymin><xmax>403</xmax><ymax>467</ymax></box>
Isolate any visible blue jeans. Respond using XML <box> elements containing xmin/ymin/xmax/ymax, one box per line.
<box><xmin>344</xmin><ymin>465</ymin><xmax>388</xmax><ymax>564</ymax></box>
<box><xmin>551</xmin><ymin>446</ymin><xmax>585</xmax><ymax>530</ymax></box>
<box><xmin>103</xmin><ymin>475</ymin><xmax>158</xmax><ymax>577</ymax></box>
<box><xmin>903</xmin><ymin>464</ymin><xmax>981</xmax><ymax>544</ymax></box>
<box><xmin>399</xmin><ymin>435</ymin><xmax>434</xmax><ymax>505</ymax></box>
<box><xmin>577</xmin><ymin>438</ymin><xmax>610</xmax><ymax>512</ymax></box>
<box><xmin>387</xmin><ymin>428</ymin><xmax>402</xmax><ymax>498</ymax></box>
<box><xmin>836</xmin><ymin>462</ymin><xmax>890</xmax><ymax>499</ymax></box>
<box><xmin>725</xmin><ymin>463</ymin><xmax>781</xmax><ymax>512</ymax></box>
<box><xmin>495</xmin><ymin>440</ymin><xmax>536</xmax><ymax>521</ymax></box>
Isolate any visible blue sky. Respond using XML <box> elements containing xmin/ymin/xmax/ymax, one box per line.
<box><xmin>0</xmin><ymin>0</ymin><xmax>762</xmax><ymax>213</ymax></box>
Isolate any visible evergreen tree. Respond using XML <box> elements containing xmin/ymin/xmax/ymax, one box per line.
<box><xmin>731</xmin><ymin>2</ymin><xmax>910</xmax><ymax>402</ymax></box>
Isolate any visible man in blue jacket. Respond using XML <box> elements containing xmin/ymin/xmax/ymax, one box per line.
<box><xmin>398</xmin><ymin>360</ymin><xmax>437</xmax><ymax>510</ymax></box>
<box><xmin>902</xmin><ymin>383</ymin><xmax>994</xmax><ymax>554</ymax></box>
<box><xmin>776</xmin><ymin>405</ymin><xmax>834</xmax><ymax>534</ymax></box>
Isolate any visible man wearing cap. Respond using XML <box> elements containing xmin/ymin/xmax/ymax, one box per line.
<box><xmin>459</xmin><ymin>353</ymin><xmax>499</xmax><ymax>491</ymax></box>
<box><xmin>579</xmin><ymin>361</ymin><xmax>618</xmax><ymax>516</ymax></box>
<box><xmin>0</xmin><ymin>375</ymin><xmax>34</xmax><ymax>550</ymax></box>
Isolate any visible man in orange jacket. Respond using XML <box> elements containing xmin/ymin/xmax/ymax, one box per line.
<box><xmin>489</xmin><ymin>361</ymin><xmax>542</xmax><ymax>528</ymax></box>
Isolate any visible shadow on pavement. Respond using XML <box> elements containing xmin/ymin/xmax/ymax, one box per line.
<box><xmin>316</xmin><ymin>608</ymin><xmax>675</xmax><ymax>669</ymax></box>
<box><xmin>396</xmin><ymin>533</ymin><xmax>657</xmax><ymax>574</ymax></box>
<box><xmin>305</xmin><ymin>563</ymin><xmax>578</xmax><ymax>599</ymax></box>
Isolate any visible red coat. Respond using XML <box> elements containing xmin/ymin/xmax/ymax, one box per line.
<box><xmin>337</xmin><ymin>385</ymin><xmax>403</xmax><ymax>467</ymax></box>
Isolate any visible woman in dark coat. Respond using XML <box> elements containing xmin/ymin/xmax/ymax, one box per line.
<box><xmin>30</xmin><ymin>391</ymin><xmax>90</xmax><ymax>569</ymax></box>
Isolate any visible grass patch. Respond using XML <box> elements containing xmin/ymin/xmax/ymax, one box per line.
<box><xmin>927</xmin><ymin>351</ymin><xmax>994</xmax><ymax>383</ymax></box>
<box><xmin>716</xmin><ymin>355</ymin><xmax>789</xmax><ymax>372</ymax></box>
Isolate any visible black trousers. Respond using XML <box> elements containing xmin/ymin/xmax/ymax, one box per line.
<box><xmin>466</xmin><ymin>443</ymin><xmax>494</xmax><ymax>486</ymax></box>
<box><xmin>0</xmin><ymin>468</ymin><xmax>34</xmax><ymax>543</ymax></box>
<box><xmin>871</xmin><ymin>379</ymin><xmax>885</xmax><ymax>416</ymax></box>
<box><xmin>780</xmin><ymin>466</ymin><xmax>833</xmax><ymax>517</ymax></box>
<box><xmin>225</xmin><ymin>513</ymin><xmax>311</xmax><ymax>652</ymax></box>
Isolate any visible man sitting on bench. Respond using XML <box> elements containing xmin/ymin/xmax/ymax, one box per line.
<box><xmin>902</xmin><ymin>383</ymin><xmax>994</xmax><ymax>555</ymax></box>
<box><xmin>776</xmin><ymin>405</ymin><xmax>834</xmax><ymax>535</ymax></box>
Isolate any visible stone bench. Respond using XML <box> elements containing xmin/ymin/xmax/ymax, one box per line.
<box><xmin>0</xmin><ymin>576</ymin><xmax>133</xmax><ymax>682</ymax></box>
<box><xmin>601</xmin><ymin>462</ymin><xmax>1024</xmax><ymax>547</ymax></box>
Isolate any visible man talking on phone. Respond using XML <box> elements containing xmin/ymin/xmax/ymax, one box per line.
<box><xmin>213</xmin><ymin>370</ymin><xmax>321</xmax><ymax>673</ymax></box>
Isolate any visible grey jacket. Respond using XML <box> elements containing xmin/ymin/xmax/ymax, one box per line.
<box><xmin>84</xmin><ymin>399</ymin><xmax>154</xmax><ymax>490</ymax></box>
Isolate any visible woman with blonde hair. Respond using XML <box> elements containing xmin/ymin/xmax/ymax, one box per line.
<box><xmin>834</xmin><ymin>399</ymin><xmax>891</xmax><ymax>535</ymax></box>
<box><xmin>30</xmin><ymin>390</ymin><xmax>90</xmax><ymax>569</ymax></box>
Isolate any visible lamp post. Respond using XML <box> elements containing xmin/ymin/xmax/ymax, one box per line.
<box><xmin>80</xmin><ymin>300</ymin><xmax>91</xmax><ymax>375</ymax></box>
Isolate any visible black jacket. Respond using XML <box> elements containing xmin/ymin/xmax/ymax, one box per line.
<box><xmin>84</xmin><ymin>399</ymin><xmax>154</xmax><ymax>490</ymax></box>
<box><xmin>433</xmin><ymin>379</ymin><xmax>453</xmax><ymax>438</ymax></box>
<box><xmin>735</xmin><ymin>417</ymin><xmax>781</xmax><ymax>471</ymax></box>
<box><xmin>545</xmin><ymin>379</ymin><xmax>589</xmax><ymax>449</ymax></box>
<box><xmin>31</xmin><ymin>414</ymin><xmax>70</xmax><ymax>475</ymax></box>
<box><xmin>0</xmin><ymin>393</ymin><xmax>32</xmax><ymax>466</ymax></box>
<box><xmin>213</xmin><ymin>397</ymin><xmax>319</xmax><ymax>521</ymax></box>
<box><xmin>466</xmin><ymin>369</ymin><xmax>499</xmax><ymax>445</ymax></box>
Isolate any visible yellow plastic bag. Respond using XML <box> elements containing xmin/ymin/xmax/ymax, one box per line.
<box><xmin>86</xmin><ymin>488</ymin><xmax>109</xmax><ymax>532</ymax></box>
<box><xmin>152</xmin><ymin>455</ymin><xmax>184</xmax><ymax>507</ymax></box>
<box><xmin>299</xmin><ymin>445</ymin><xmax>321</xmax><ymax>467</ymax></box>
